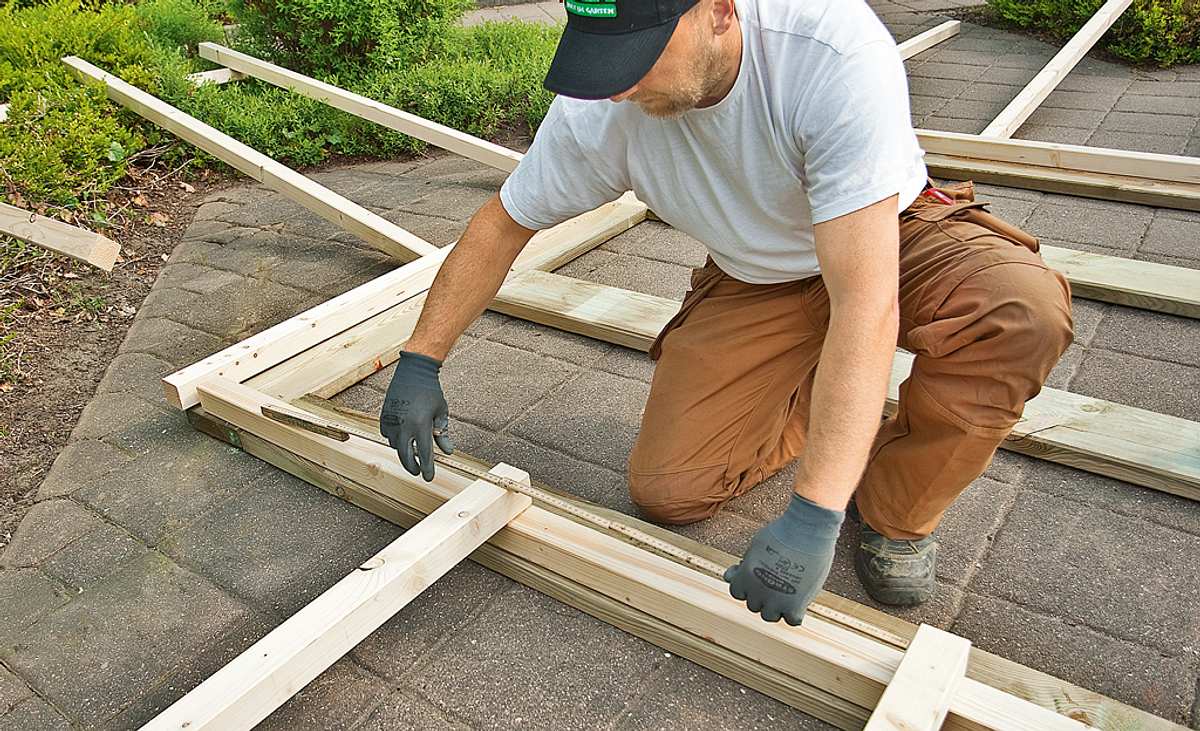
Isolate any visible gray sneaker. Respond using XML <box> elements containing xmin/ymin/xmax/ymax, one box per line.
<box><xmin>853</xmin><ymin>522</ymin><xmax>937</xmax><ymax>607</ymax></box>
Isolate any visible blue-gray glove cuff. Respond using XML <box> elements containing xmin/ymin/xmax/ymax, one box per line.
<box><xmin>770</xmin><ymin>493</ymin><xmax>845</xmax><ymax>549</ymax></box>
<box><xmin>398</xmin><ymin>350</ymin><xmax>442</xmax><ymax>379</ymax></box>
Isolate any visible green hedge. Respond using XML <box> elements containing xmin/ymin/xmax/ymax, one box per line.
<box><xmin>988</xmin><ymin>0</ymin><xmax>1200</xmax><ymax>66</ymax></box>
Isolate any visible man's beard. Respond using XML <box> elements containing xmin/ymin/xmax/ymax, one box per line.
<box><xmin>632</xmin><ymin>40</ymin><xmax>727</xmax><ymax>119</ymax></box>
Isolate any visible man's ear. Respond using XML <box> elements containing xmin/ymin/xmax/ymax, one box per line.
<box><xmin>711</xmin><ymin>0</ymin><xmax>736</xmax><ymax>35</ymax></box>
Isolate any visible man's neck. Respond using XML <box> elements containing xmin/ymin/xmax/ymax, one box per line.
<box><xmin>696</xmin><ymin>10</ymin><xmax>743</xmax><ymax>108</ymax></box>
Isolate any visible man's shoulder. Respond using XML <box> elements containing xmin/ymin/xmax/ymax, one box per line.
<box><xmin>541</xmin><ymin>95</ymin><xmax>633</xmax><ymax>154</ymax></box>
<box><xmin>748</xmin><ymin>0</ymin><xmax>894</xmax><ymax>57</ymax></box>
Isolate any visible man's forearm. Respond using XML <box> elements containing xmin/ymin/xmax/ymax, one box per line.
<box><xmin>795</xmin><ymin>301</ymin><xmax>898</xmax><ymax>510</ymax></box>
<box><xmin>406</xmin><ymin>194</ymin><xmax>536</xmax><ymax>360</ymax></box>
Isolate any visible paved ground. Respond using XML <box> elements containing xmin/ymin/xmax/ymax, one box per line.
<box><xmin>3</xmin><ymin>2</ymin><xmax>1200</xmax><ymax>728</ymax></box>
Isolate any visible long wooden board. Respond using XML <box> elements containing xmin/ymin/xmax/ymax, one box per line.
<box><xmin>865</xmin><ymin>624</ymin><xmax>971</xmax><ymax>731</ymax></box>
<box><xmin>192</xmin><ymin>398</ymin><xmax>1175</xmax><ymax>731</ymax></box>
<box><xmin>0</xmin><ymin>202</ymin><xmax>120</xmax><ymax>271</ymax></box>
<box><xmin>981</xmin><ymin>0</ymin><xmax>1134</xmax><ymax>138</ymax></box>
<box><xmin>896</xmin><ymin>21</ymin><xmax>960</xmax><ymax>58</ymax></box>
<box><xmin>1039</xmin><ymin>245</ymin><xmax>1200</xmax><ymax>318</ymax></box>
<box><xmin>163</xmin><ymin>193</ymin><xmax>646</xmax><ymax>410</ymax></box>
<box><xmin>63</xmin><ymin>56</ymin><xmax>437</xmax><ymax>264</ymax></box>
<box><xmin>491</xmin><ymin>270</ymin><xmax>1200</xmax><ymax>501</ymax></box>
<box><xmin>186</xmin><ymin>67</ymin><xmax>244</xmax><ymax>87</ymax></box>
<box><xmin>195</xmin><ymin>377</ymin><xmax>1099</xmax><ymax>731</ymax></box>
<box><xmin>143</xmin><ymin>473</ymin><xmax>529</xmax><ymax>730</ymax></box>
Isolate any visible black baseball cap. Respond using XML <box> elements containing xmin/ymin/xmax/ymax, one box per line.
<box><xmin>544</xmin><ymin>0</ymin><xmax>702</xmax><ymax>100</ymax></box>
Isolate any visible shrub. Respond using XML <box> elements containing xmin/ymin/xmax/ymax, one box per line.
<box><xmin>137</xmin><ymin>0</ymin><xmax>227</xmax><ymax>56</ymax></box>
<box><xmin>988</xmin><ymin>0</ymin><xmax>1200</xmax><ymax>66</ymax></box>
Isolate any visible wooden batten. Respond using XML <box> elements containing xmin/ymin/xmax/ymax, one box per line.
<box><xmin>0</xmin><ymin>202</ymin><xmax>120</xmax><ymax>271</ymax></box>
<box><xmin>865</xmin><ymin>624</ymin><xmax>971</xmax><ymax>731</ymax></box>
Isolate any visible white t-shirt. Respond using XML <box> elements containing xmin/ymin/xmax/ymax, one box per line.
<box><xmin>499</xmin><ymin>0</ymin><xmax>927</xmax><ymax>284</ymax></box>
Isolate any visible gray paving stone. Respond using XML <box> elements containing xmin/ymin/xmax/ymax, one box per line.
<box><xmin>600</xmin><ymin>220</ymin><xmax>708</xmax><ymax>269</ymax></box>
<box><xmin>954</xmin><ymin>593</ymin><xmax>1194</xmax><ymax>723</ymax></box>
<box><xmin>381</xmin><ymin>208</ymin><xmax>466</xmax><ymax>247</ymax></box>
<box><xmin>464</xmin><ymin>310</ymin><xmax>511</xmax><ymax>339</ymax></box>
<box><xmin>1024</xmin><ymin>202</ymin><xmax>1150</xmax><ymax>251</ymax></box>
<box><xmin>1044</xmin><ymin>343</ymin><xmax>1085</xmax><ymax>390</ymax></box>
<box><xmin>1041</xmin><ymin>89</ymin><xmax>1124</xmax><ymax>111</ymax></box>
<box><xmin>907</xmin><ymin>76</ymin><xmax>973</xmax><ymax>100</ymax></box>
<box><xmin>1114</xmin><ymin>94</ymin><xmax>1200</xmax><ymax>117</ymax></box>
<box><xmin>0</xmin><ymin>695</ymin><xmax>70</xmax><ymax>730</ymax></box>
<box><xmin>440</xmin><ymin>339</ymin><xmax>578</xmax><ymax>431</ymax></box>
<box><xmin>722</xmin><ymin>462</ymin><xmax>796</xmax><ymax>525</ymax></box>
<box><xmin>259</xmin><ymin>658</ymin><xmax>391</xmax><ymax>731</ymax></box>
<box><xmin>351</xmin><ymin>560</ymin><xmax>517</xmax><ymax>679</ymax></box>
<box><xmin>178</xmin><ymin>215</ymin><xmax>240</xmax><ymax>243</ymax></box>
<box><xmin>353</xmin><ymin>689</ymin><xmax>471</xmax><ymax>730</ymax></box>
<box><xmin>932</xmin><ymin>476</ymin><xmax>1018</xmax><ymax>588</ymax></box>
<box><xmin>937</xmin><ymin>98</ymin><xmax>1009</xmax><ymax>121</ymax></box>
<box><xmin>491</xmin><ymin>320</ymin><xmax>615</xmax><ymax>367</ymax></box>
<box><xmin>119</xmin><ymin>316</ymin><xmax>231</xmax><ymax>370</ymax></box>
<box><xmin>1056</xmin><ymin>74</ymin><xmax>1131</xmax><ymax>94</ymax></box>
<box><xmin>95</xmin><ymin>351</ymin><xmax>175</xmax><ymax>400</ymax></box>
<box><xmin>911</xmin><ymin>60</ymin><xmax>989</xmax><ymax>82</ymax></box>
<box><xmin>922</xmin><ymin>116</ymin><xmax>985</xmax><ymax>134</ymax></box>
<box><xmin>137</xmin><ymin>278</ymin><xmax>315</xmax><ymax>342</ymax></box>
<box><xmin>76</xmin><ymin>434</ymin><xmax>265</xmax><ymax>544</ymax></box>
<box><xmin>161</xmin><ymin>468</ymin><xmax>399</xmax><ymax>616</ymax></box>
<box><xmin>0</xmin><ymin>553</ymin><xmax>250</xmax><ymax>726</ymax></box>
<box><xmin>70</xmin><ymin>391</ymin><xmax>172</xmax><ymax>442</ymax></box>
<box><xmin>909</xmin><ymin>94</ymin><xmax>945</xmax><ymax>120</ymax></box>
<box><xmin>411</xmin><ymin>588</ymin><xmax>663</xmax><ymax>730</ymax></box>
<box><xmin>1069</xmin><ymin>348</ymin><xmax>1200</xmax><ymax>421</ymax></box>
<box><xmin>1019</xmin><ymin>460</ymin><xmax>1200</xmax><ymax>539</ymax></box>
<box><xmin>1100</xmin><ymin>111</ymin><xmax>1197</xmax><ymax>137</ymax></box>
<box><xmin>36</xmin><ymin>439</ymin><xmax>133</xmax><ymax>500</ymax></box>
<box><xmin>585</xmin><ymin>254</ymin><xmax>692</xmax><ymax>302</ymax></box>
<box><xmin>400</xmin><ymin>179</ymin><xmax>500</xmax><ymax>225</ymax></box>
<box><xmin>1128</xmin><ymin>80</ymin><xmax>1200</xmax><ymax>98</ymax></box>
<box><xmin>556</xmin><ymin>248</ymin><xmax>622</xmax><ymax>280</ymax></box>
<box><xmin>41</xmin><ymin>519</ymin><xmax>149</xmax><ymax>591</ymax></box>
<box><xmin>0</xmin><ymin>569</ymin><xmax>70</xmax><ymax>646</ymax></box>
<box><xmin>1086</xmin><ymin>130</ymin><xmax>1188</xmax><ymax>156</ymax></box>
<box><xmin>614</xmin><ymin>654</ymin><xmax>834</xmax><ymax>730</ymax></box>
<box><xmin>1012</xmin><ymin>125</ymin><xmax>1094</xmax><ymax>145</ymax></box>
<box><xmin>0</xmin><ymin>499</ymin><xmax>106</xmax><ymax>567</ymax></box>
<box><xmin>1063</xmin><ymin>298</ymin><xmax>1110</xmax><ymax>347</ymax></box>
<box><xmin>976</xmin><ymin>195</ymin><xmax>1037</xmax><ymax>227</ymax></box>
<box><xmin>1091</xmin><ymin>308</ymin><xmax>1200</xmax><ymax>367</ymax></box>
<box><xmin>507</xmin><ymin>369</ymin><xmax>649</xmax><ymax>473</ymax></box>
<box><xmin>956</xmin><ymin>82</ymin><xmax>1019</xmax><ymax>103</ymax></box>
<box><xmin>595</xmin><ymin>346</ymin><xmax>658</xmax><ymax>384</ymax></box>
<box><xmin>981</xmin><ymin>449</ymin><xmax>1030</xmax><ymax>485</ymax></box>
<box><xmin>973</xmin><ymin>490</ymin><xmax>1200</xmax><ymax>657</ymax></box>
<box><xmin>152</xmin><ymin>260</ymin><xmax>249</xmax><ymax>295</ymax></box>
<box><xmin>670</xmin><ymin>504</ymin><xmax>761</xmax><ymax>557</ymax></box>
<box><xmin>469</xmin><ymin>434</ymin><xmax>635</xmax><ymax>514</ymax></box>
<box><xmin>334</xmin><ymin>383</ymin><xmax>386</xmax><ymax>415</ymax></box>
<box><xmin>0</xmin><ymin>667</ymin><xmax>31</xmax><ymax>715</ymax></box>
<box><xmin>1024</xmin><ymin>106</ymin><xmax>1107</xmax><ymax>130</ymax></box>
<box><xmin>1141</xmin><ymin>216</ymin><xmax>1200</xmax><ymax>261</ymax></box>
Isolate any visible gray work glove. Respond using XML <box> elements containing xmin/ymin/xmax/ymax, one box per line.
<box><xmin>723</xmin><ymin>493</ymin><xmax>844</xmax><ymax>625</ymax></box>
<box><xmin>380</xmin><ymin>351</ymin><xmax>455</xmax><ymax>482</ymax></box>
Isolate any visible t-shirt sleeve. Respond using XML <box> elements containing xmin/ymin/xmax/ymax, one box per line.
<box><xmin>796</xmin><ymin>40</ymin><xmax>927</xmax><ymax>225</ymax></box>
<box><xmin>499</xmin><ymin>98</ymin><xmax>628</xmax><ymax>231</ymax></box>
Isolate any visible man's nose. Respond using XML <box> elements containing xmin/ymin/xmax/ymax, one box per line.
<box><xmin>609</xmin><ymin>84</ymin><xmax>639</xmax><ymax>103</ymax></box>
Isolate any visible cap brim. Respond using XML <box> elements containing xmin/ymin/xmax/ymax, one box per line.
<box><xmin>543</xmin><ymin>18</ymin><xmax>680</xmax><ymax>100</ymax></box>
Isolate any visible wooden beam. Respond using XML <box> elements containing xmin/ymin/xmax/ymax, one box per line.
<box><xmin>491</xmin><ymin>270</ymin><xmax>1200</xmax><ymax>501</ymax></box>
<box><xmin>981</xmin><ymin>0</ymin><xmax>1134</xmax><ymax>138</ymax></box>
<box><xmin>195</xmin><ymin>377</ymin><xmax>1099</xmax><ymax>731</ymax></box>
<box><xmin>197</xmin><ymin>43</ymin><xmax>522</xmax><ymax>173</ymax></box>
<box><xmin>144</xmin><ymin>472</ymin><xmax>529</xmax><ymax>731</ymax></box>
<box><xmin>1039</xmin><ymin>245</ymin><xmax>1200</xmax><ymax>318</ymax></box>
<box><xmin>0</xmin><ymin>202</ymin><xmax>120</xmax><ymax>271</ymax></box>
<box><xmin>186</xmin><ymin>67</ymin><xmax>244</xmax><ymax>87</ymax></box>
<box><xmin>244</xmin><ymin>193</ymin><xmax>647</xmax><ymax>402</ymax></box>
<box><xmin>63</xmin><ymin>56</ymin><xmax>438</xmax><ymax>264</ymax></box>
<box><xmin>865</xmin><ymin>624</ymin><xmax>971</xmax><ymax>731</ymax></box>
<box><xmin>0</xmin><ymin>103</ymin><xmax>8</xmax><ymax>123</ymax></box>
<box><xmin>897</xmin><ymin>21</ymin><xmax>960</xmax><ymax>59</ymax></box>
<box><xmin>210</xmin><ymin>396</ymin><xmax>1178</xmax><ymax>731</ymax></box>
<box><xmin>160</xmin><ymin>181</ymin><xmax>645</xmax><ymax>411</ymax></box>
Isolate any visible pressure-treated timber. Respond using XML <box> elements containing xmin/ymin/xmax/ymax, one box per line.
<box><xmin>0</xmin><ymin>103</ymin><xmax>8</xmax><ymax>123</ymax></box>
<box><xmin>63</xmin><ymin>56</ymin><xmax>437</xmax><ymax>263</ymax></box>
<box><xmin>243</xmin><ymin>193</ymin><xmax>648</xmax><ymax>402</ymax></box>
<box><xmin>219</xmin><ymin>396</ymin><xmax>1176</xmax><ymax>731</ymax></box>
<box><xmin>198</xmin><ymin>43</ymin><xmax>523</xmax><ymax>173</ymax></box>
<box><xmin>163</xmin><ymin>192</ymin><xmax>646</xmax><ymax>410</ymax></box>
<box><xmin>0</xmin><ymin>202</ymin><xmax>120</xmax><ymax>271</ymax></box>
<box><xmin>1039</xmin><ymin>245</ymin><xmax>1200</xmax><ymax>318</ymax></box>
<box><xmin>143</xmin><ymin>473</ymin><xmax>530</xmax><ymax>731</ymax></box>
<box><xmin>864</xmin><ymin>624</ymin><xmax>971</xmax><ymax>731</ymax></box>
<box><xmin>195</xmin><ymin>377</ymin><xmax>1099</xmax><ymax>731</ymax></box>
<box><xmin>491</xmin><ymin>270</ymin><xmax>1200</xmax><ymax>501</ymax></box>
<box><xmin>896</xmin><ymin>21</ymin><xmax>960</xmax><ymax>59</ymax></box>
<box><xmin>981</xmin><ymin>0</ymin><xmax>1133</xmax><ymax>138</ymax></box>
<box><xmin>186</xmin><ymin>67</ymin><xmax>244</xmax><ymax>86</ymax></box>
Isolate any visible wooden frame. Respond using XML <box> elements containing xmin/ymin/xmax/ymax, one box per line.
<box><xmin>0</xmin><ymin>201</ymin><xmax>121</xmax><ymax>271</ymax></box>
<box><xmin>63</xmin><ymin>24</ymin><xmax>1195</xmax><ymax>728</ymax></box>
<box><xmin>864</xmin><ymin>624</ymin><xmax>971</xmax><ymax>731</ymax></box>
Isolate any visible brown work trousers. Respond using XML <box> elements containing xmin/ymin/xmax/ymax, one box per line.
<box><xmin>627</xmin><ymin>182</ymin><xmax>1073</xmax><ymax>540</ymax></box>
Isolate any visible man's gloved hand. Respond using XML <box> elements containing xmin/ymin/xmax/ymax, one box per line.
<box><xmin>723</xmin><ymin>493</ymin><xmax>844</xmax><ymax>624</ymax></box>
<box><xmin>380</xmin><ymin>351</ymin><xmax>455</xmax><ymax>482</ymax></box>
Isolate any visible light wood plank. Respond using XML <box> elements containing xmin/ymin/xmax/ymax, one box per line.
<box><xmin>144</xmin><ymin>473</ymin><xmax>529</xmax><ymax>731</ymax></box>
<box><xmin>1040</xmin><ymin>245</ymin><xmax>1200</xmax><ymax>318</ymax></box>
<box><xmin>198</xmin><ymin>43</ymin><xmax>522</xmax><ymax>173</ymax></box>
<box><xmin>207</xmin><ymin>398</ymin><xmax>1175</xmax><ymax>731</ymax></box>
<box><xmin>0</xmin><ymin>103</ymin><xmax>8</xmax><ymax>123</ymax></box>
<box><xmin>865</xmin><ymin>624</ymin><xmax>971</xmax><ymax>731</ymax></box>
<box><xmin>195</xmin><ymin>378</ymin><xmax>1100</xmax><ymax>731</ymax></box>
<box><xmin>981</xmin><ymin>0</ymin><xmax>1134</xmax><ymax>138</ymax></box>
<box><xmin>163</xmin><ymin>192</ymin><xmax>645</xmax><ymax>410</ymax></box>
<box><xmin>63</xmin><ymin>56</ymin><xmax>437</xmax><ymax>264</ymax></box>
<box><xmin>186</xmin><ymin>67</ymin><xmax>244</xmax><ymax>87</ymax></box>
<box><xmin>492</xmin><ymin>271</ymin><xmax>1200</xmax><ymax>501</ymax></box>
<box><xmin>897</xmin><ymin>21</ymin><xmax>960</xmax><ymax>59</ymax></box>
<box><xmin>0</xmin><ymin>202</ymin><xmax>120</xmax><ymax>271</ymax></box>
<box><xmin>245</xmin><ymin>193</ymin><xmax>648</xmax><ymax>402</ymax></box>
